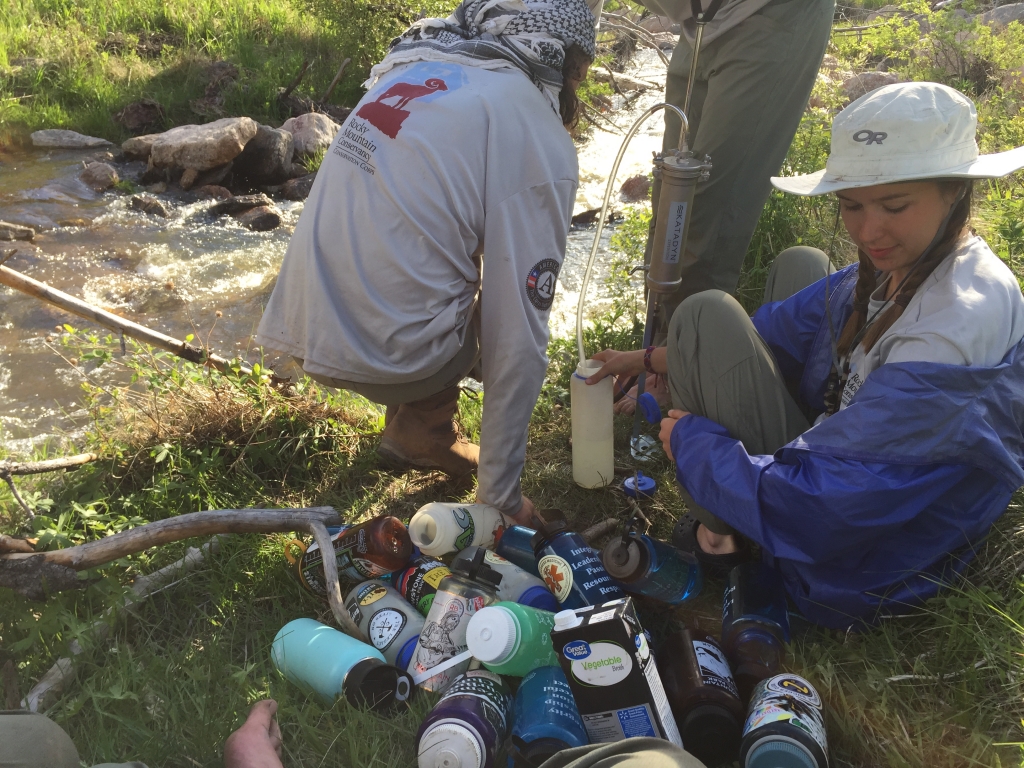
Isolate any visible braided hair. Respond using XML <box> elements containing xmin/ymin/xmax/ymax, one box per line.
<box><xmin>836</xmin><ymin>180</ymin><xmax>974</xmax><ymax>358</ymax></box>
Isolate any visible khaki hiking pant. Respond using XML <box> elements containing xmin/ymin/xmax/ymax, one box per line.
<box><xmin>666</xmin><ymin>246</ymin><xmax>831</xmax><ymax>535</ymax></box>
<box><xmin>539</xmin><ymin>737</ymin><xmax>708</xmax><ymax>768</ymax></box>
<box><xmin>651</xmin><ymin>0</ymin><xmax>835</xmax><ymax>322</ymax></box>
<box><xmin>0</xmin><ymin>711</ymin><xmax>146</xmax><ymax>768</ymax></box>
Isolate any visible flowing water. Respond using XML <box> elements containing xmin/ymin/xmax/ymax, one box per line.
<box><xmin>0</xmin><ymin>48</ymin><xmax>670</xmax><ymax>450</ymax></box>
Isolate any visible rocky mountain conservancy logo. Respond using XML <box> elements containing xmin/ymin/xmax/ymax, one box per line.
<box><xmin>526</xmin><ymin>258</ymin><xmax>560</xmax><ymax>310</ymax></box>
<box><xmin>538</xmin><ymin>554</ymin><xmax>573</xmax><ymax>602</ymax></box>
<box><xmin>356</xmin><ymin>78</ymin><xmax>448</xmax><ymax>139</ymax></box>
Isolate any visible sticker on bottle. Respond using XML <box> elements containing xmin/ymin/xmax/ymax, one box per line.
<box><xmin>692</xmin><ymin>639</ymin><xmax>739</xmax><ymax>698</ymax></box>
<box><xmin>452</xmin><ymin>507</ymin><xmax>476</xmax><ymax>549</ymax></box>
<box><xmin>539</xmin><ymin>555</ymin><xmax>574</xmax><ymax>603</ymax></box>
<box><xmin>483</xmin><ymin>550</ymin><xmax>509</xmax><ymax>565</ymax></box>
<box><xmin>743</xmin><ymin>675</ymin><xmax>828</xmax><ymax>758</ymax></box>
<box><xmin>368</xmin><ymin>608</ymin><xmax>406</xmax><ymax>651</ymax></box>
<box><xmin>358</xmin><ymin>584</ymin><xmax>388</xmax><ymax>606</ymax></box>
<box><xmin>570</xmin><ymin>641</ymin><xmax>633</xmax><ymax>686</ymax></box>
<box><xmin>421</xmin><ymin>563</ymin><xmax>450</xmax><ymax>588</ymax></box>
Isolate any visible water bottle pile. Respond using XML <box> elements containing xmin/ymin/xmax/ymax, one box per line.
<box><xmin>273</xmin><ymin>502</ymin><xmax>830</xmax><ymax>768</ymax></box>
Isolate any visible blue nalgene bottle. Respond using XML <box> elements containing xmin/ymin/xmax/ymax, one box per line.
<box><xmin>531</xmin><ymin>522</ymin><xmax>625</xmax><ymax>609</ymax></box>
<box><xmin>721</xmin><ymin>562</ymin><xmax>791</xmax><ymax>702</ymax></box>
<box><xmin>601</xmin><ymin>533</ymin><xmax>702</xmax><ymax>605</ymax></box>
<box><xmin>495</xmin><ymin>525</ymin><xmax>540</xmax><ymax>575</ymax></box>
<box><xmin>508</xmin><ymin>666</ymin><xmax>588</xmax><ymax>767</ymax></box>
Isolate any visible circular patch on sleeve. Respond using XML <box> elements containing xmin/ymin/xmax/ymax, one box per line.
<box><xmin>525</xmin><ymin>258</ymin><xmax>561</xmax><ymax>310</ymax></box>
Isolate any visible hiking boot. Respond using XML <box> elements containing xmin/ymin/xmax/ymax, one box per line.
<box><xmin>377</xmin><ymin>386</ymin><xmax>479</xmax><ymax>479</ymax></box>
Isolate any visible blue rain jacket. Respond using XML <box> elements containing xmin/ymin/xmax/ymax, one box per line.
<box><xmin>670</xmin><ymin>265</ymin><xmax>1024</xmax><ymax>629</ymax></box>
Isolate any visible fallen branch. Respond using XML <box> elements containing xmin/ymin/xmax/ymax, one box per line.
<box><xmin>581</xmin><ymin>517</ymin><xmax>619</xmax><ymax>543</ymax></box>
<box><xmin>320</xmin><ymin>57</ymin><xmax>351</xmax><ymax>103</ymax></box>
<box><xmin>600</xmin><ymin>13</ymin><xmax>672</xmax><ymax>67</ymax></box>
<box><xmin>0</xmin><ymin>453</ymin><xmax>98</xmax><ymax>476</ymax></box>
<box><xmin>0</xmin><ymin>535</ymin><xmax>36</xmax><ymax>554</ymax></box>
<box><xmin>281</xmin><ymin>59</ymin><xmax>310</xmax><ymax>99</ymax></box>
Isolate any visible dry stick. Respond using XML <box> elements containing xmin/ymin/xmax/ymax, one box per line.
<box><xmin>0</xmin><ymin>265</ymin><xmax>258</xmax><ymax>378</ymax></box>
<box><xmin>0</xmin><ymin>475</ymin><xmax>35</xmax><ymax>520</ymax></box>
<box><xmin>599</xmin><ymin>13</ymin><xmax>672</xmax><ymax>67</ymax></box>
<box><xmin>281</xmin><ymin>59</ymin><xmax>311</xmax><ymax>99</ymax></box>
<box><xmin>581</xmin><ymin>517</ymin><xmax>619</xmax><ymax>543</ymax></box>
<box><xmin>0</xmin><ymin>535</ymin><xmax>35</xmax><ymax>554</ymax></box>
<box><xmin>319</xmin><ymin>57</ymin><xmax>352</xmax><ymax>103</ymax></box>
<box><xmin>0</xmin><ymin>453</ymin><xmax>99</xmax><ymax>476</ymax></box>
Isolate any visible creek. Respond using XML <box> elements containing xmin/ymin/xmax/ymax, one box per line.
<box><xmin>0</xmin><ymin>48</ymin><xmax>670</xmax><ymax>450</ymax></box>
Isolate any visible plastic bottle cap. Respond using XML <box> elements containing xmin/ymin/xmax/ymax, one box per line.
<box><xmin>745</xmin><ymin>737</ymin><xmax>819</xmax><ymax>768</ymax></box>
<box><xmin>622</xmin><ymin>473</ymin><xmax>657</xmax><ymax>498</ymax></box>
<box><xmin>409</xmin><ymin>514</ymin><xmax>438</xmax><ymax>550</ymax></box>
<box><xmin>517</xmin><ymin>585</ymin><xmax>560</xmax><ymax>612</ymax></box>
<box><xmin>466</xmin><ymin>607</ymin><xmax>518</xmax><ymax>663</ymax></box>
<box><xmin>418</xmin><ymin>723</ymin><xmax>484</xmax><ymax>768</ymax></box>
<box><xmin>553</xmin><ymin>610</ymin><xmax>582</xmax><ymax>630</ymax></box>
<box><xmin>601</xmin><ymin>539</ymin><xmax>643</xmax><ymax>580</ymax></box>
<box><xmin>396</xmin><ymin>636</ymin><xmax>418</xmax><ymax>671</ymax></box>
<box><xmin>343</xmin><ymin>658</ymin><xmax>413</xmax><ymax>712</ymax></box>
<box><xmin>682</xmin><ymin>704</ymin><xmax>741</xmax><ymax>766</ymax></box>
<box><xmin>637</xmin><ymin>392</ymin><xmax>661</xmax><ymax>424</ymax></box>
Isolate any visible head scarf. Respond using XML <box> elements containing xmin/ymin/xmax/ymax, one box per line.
<box><xmin>364</xmin><ymin>0</ymin><xmax>597</xmax><ymax>114</ymax></box>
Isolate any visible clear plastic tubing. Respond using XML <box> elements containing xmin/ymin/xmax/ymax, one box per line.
<box><xmin>575</xmin><ymin>103</ymin><xmax>690</xmax><ymax>364</ymax></box>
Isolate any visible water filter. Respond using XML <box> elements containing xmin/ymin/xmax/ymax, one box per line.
<box><xmin>408</xmin><ymin>502</ymin><xmax>510</xmax><ymax>557</ymax></box>
<box><xmin>570</xmin><ymin>359</ymin><xmax>614</xmax><ymax>488</ymax></box>
<box><xmin>451</xmin><ymin>547</ymin><xmax>557</xmax><ymax>611</ymax></box>
<box><xmin>345</xmin><ymin>581</ymin><xmax>425</xmax><ymax>670</ymax></box>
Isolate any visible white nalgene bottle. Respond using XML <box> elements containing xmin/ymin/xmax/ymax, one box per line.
<box><xmin>570</xmin><ymin>359</ymin><xmax>614</xmax><ymax>488</ymax></box>
<box><xmin>408</xmin><ymin>502</ymin><xmax>510</xmax><ymax>557</ymax></box>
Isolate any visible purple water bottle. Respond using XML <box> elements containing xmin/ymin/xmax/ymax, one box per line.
<box><xmin>508</xmin><ymin>666</ymin><xmax>589</xmax><ymax>767</ymax></box>
<box><xmin>416</xmin><ymin>669</ymin><xmax>513</xmax><ymax>768</ymax></box>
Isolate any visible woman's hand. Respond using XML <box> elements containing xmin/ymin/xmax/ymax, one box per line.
<box><xmin>584</xmin><ymin>349</ymin><xmax>646</xmax><ymax>399</ymax></box>
<box><xmin>659</xmin><ymin>409</ymin><xmax>690</xmax><ymax>462</ymax></box>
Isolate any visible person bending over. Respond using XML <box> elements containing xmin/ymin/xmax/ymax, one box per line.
<box><xmin>256</xmin><ymin>0</ymin><xmax>598</xmax><ymax>525</ymax></box>
<box><xmin>586</xmin><ymin>82</ymin><xmax>1024</xmax><ymax>628</ymax></box>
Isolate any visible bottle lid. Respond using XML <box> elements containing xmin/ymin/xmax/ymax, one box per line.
<box><xmin>682</xmin><ymin>704</ymin><xmax>741</xmax><ymax>766</ymax></box>
<box><xmin>622</xmin><ymin>472</ymin><xmax>657</xmax><ymax>498</ymax></box>
<box><xmin>517</xmin><ymin>585</ymin><xmax>559</xmax><ymax>612</ymax></box>
<box><xmin>466</xmin><ymin>606</ymin><xmax>518</xmax><ymax>663</ymax></box>
<box><xmin>343</xmin><ymin>658</ymin><xmax>413</xmax><ymax>712</ymax></box>
<box><xmin>745</xmin><ymin>738</ymin><xmax>819</xmax><ymax>768</ymax></box>
<box><xmin>530</xmin><ymin>521</ymin><xmax>570</xmax><ymax>553</ymax></box>
<box><xmin>637</xmin><ymin>392</ymin><xmax>661</xmax><ymax>424</ymax></box>
<box><xmin>450</xmin><ymin>547</ymin><xmax>503</xmax><ymax>588</ymax></box>
<box><xmin>396</xmin><ymin>635</ymin><xmax>418</xmax><ymax>671</ymax></box>
<box><xmin>601</xmin><ymin>538</ymin><xmax>644</xmax><ymax>581</ymax></box>
<box><xmin>553</xmin><ymin>609</ymin><xmax>582</xmax><ymax>630</ymax></box>
<box><xmin>418</xmin><ymin>722</ymin><xmax>484</xmax><ymax>768</ymax></box>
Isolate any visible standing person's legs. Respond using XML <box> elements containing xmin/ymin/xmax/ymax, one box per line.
<box><xmin>539</xmin><ymin>738</ymin><xmax>707</xmax><ymax>768</ymax></box>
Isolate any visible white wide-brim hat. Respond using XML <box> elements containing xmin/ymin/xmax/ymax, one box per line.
<box><xmin>772</xmin><ymin>81</ymin><xmax>1024</xmax><ymax>196</ymax></box>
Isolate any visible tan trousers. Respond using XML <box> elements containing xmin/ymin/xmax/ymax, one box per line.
<box><xmin>0</xmin><ymin>711</ymin><xmax>146</xmax><ymax>768</ymax></box>
<box><xmin>665</xmin><ymin>246</ymin><xmax>831</xmax><ymax>535</ymax></box>
<box><xmin>539</xmin><ymin>737</ymin><xmax>708</xmax><ymax>768</ymax></box>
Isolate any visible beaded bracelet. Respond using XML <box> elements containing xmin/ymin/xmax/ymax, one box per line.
<box><xmin>643</xmin><ymin>345</ymin><xmax>657</xmax><ymax>375</ymax></box>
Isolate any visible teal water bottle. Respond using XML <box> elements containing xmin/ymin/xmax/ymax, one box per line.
<box><xmin>271</xmin><ymin>618</ymin><xmax>413</xmax><ymax>712</ymax></box>
<box><xmin>465</xmin><ymin>601</ymin><xmax>558</xmax><ymax>676</ymax></box>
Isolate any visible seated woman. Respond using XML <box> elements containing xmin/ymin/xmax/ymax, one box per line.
<box><xmin>587</xmin><ymin>82</ymin><xmax>1024</xmax><ymax>629</ymax></box>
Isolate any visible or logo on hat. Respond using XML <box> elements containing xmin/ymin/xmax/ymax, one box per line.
<box><xmin>853</xmin><ymin>129</ymin><xmax>888</xmax><ymax>145</ymax></box>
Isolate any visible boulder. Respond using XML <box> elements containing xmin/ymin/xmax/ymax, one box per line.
<box><xmin>281</xmin><ymin>113</ymin><xmax>341</xmax><ymax>158</ymax></box>
<box><xmin>149</xmin><ymin>117</ymin><xmax>258</xmax><ymax>171</ymax></box>
<box><xmin>196</xmin><ymin>185</ymin><xmax>233</xmax><ymax>200</ymax></box>
<box><xmin>979</xmin><ymin>2</ymin><xmax>1024</xmax><ymax>28</ymax></box>
<box><xmin>179</xmin><ymin>168</ymin><xmax>200</xmax><ymax>190</ymax></box>
<box><xmin>144</xmin><ymin>181</ymin><xmax>168</xmax><ymax>194</ymax></box>
<box><xmin>129</xmin><ymin>195</ymin><xmax>171</xmax><ymax>218</ymax></box>
<box><xmin>209</xmin><ymin>193</ymin><xmax>274</xmax><ymax>217</ymax></box>
<box><xmin>281</xmin><ymin>172</ymin><xmax>317</xmax><ymax>201</ymax></box>
<box><xmin>235</xmin><ymin>124</ymin><xmax>295</xmax><ymax>185</ymax></box>
<box><xmin>122</xmin><ymin>133</ymin><xmax>161</xmax><ymax>161</ymax></box>
<box><xmin>80</xmin><ymin>162</ymin><xmax>119</xmax><ymax>191</ymax></box>
<box><xmin>31</xmin><ymin>129</ymin><xmax>112</xmax><ymax>149</ymax></box>
<box><xmin>114</xmin><ymin>98</ymin><xmax>165</xmax><ymax>134</ymax></box>
<box><xmin>0</xmin><ymin>222</ymin><xmax>35</xmax><ymax>241</ymax></box>
<box><xmin>192</xmin><ymin>162</ymin><xmax>234</xmax><ymax>189</ymax></box>
<box><xmin>620</xmin><ymin>174</ymin><xmax>651</xmax><ymax>202</ymax></box>
<box><xmin>842</xmin><ymin>71</ymin><xmax>903</xmax><ymax>102</ymax></box>
<box><xmin>235</xmin><ymin>206</ymin><xmax>281</xmax><ymax>232</ymax></box>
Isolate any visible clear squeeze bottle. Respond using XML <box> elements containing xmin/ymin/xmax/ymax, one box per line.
<box><xmin>465</xmin><ymin>601</ymin><xmax>558</xmax><ymax>676</ymax></box>
<box><xmin>408</xmin><ymin>548</ymin><xmax>502</xmax><ymax>692</ymax></box>
<box><xmin>601</xmin><ymin>532</ymin><xmax>703</xmax><ymax>605</ymax></box>
<box><xmin>292</xmin><ymin>515</ymin><xmax>413</xmax><ymax>598</ymax></box>
<box><xmin>452</xmin><ymin>547</ymin><xmax>558</xmax><ymax>611</ymax></box>
<box><xmin>494</xmin><ymin>525</ymin><xmax>540</xmax><ymax>575</ymax></box>
<box><xmin>721</xmin><ymin>562</ymin><xmax>791</xmax><ymax>702</ymax></box>
<box><xmin>392</xmin><ymin>555</ymin><xmax>452</xmax><ymax>616</ymax></box>
<box><xmin>740</xmin><ymin>674</ymin><xmax>829</xmax><ymax>768</ymax></box>
<box><xmin>345</xmin><ymin>581</ymin><xmax>425</xmax><ymax>670</ymax></box>
<box><xmin>270</xmin><ymin>618</ymin><xmax>412</xmax><ymax>712</ymax></box>
<box><xmin>408</xmin><ymin>502</ymin><xmax>510</xmax><ymax>557</ymax></box>
<box><xmin>570</xmin><ymin>359</ymin><xmax>614</xmax><ymax>488</ymax></box>
<box><xmin>508</xmin><ymin>666</ymin><xmax>588</xmax><ymax>767</ymax></box>
<box><xmin>417</xmin><ymin>670</ymin><xmax>514</xmax><ymax>768</ymax></box>
<box><xmin>658</xmin><ymin>628</ymin><xmax>745</xmax><ymax>766</ymax></box>
<box><xmin>531</xmin><ymin>521</ymin><xmax>625</xmax><ymax>608</ymax></box>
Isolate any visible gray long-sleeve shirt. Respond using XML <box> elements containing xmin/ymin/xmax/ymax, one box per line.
<box><xmin>255</xmin><ymin>61</ymin><xmax>577</xmax><ymax>514</ymax></box>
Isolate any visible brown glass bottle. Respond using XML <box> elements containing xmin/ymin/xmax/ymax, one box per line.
<box><xmin>296</xmin><ymin>516</ymin><xmax>413</xmax><ymax>597</ymax></box>
<box><xmin>657</xmin><ymin>628</ymin><xmax>745</xmax><ymax>767</ymax></box>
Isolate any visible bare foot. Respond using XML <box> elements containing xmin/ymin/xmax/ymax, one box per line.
<box><xmin>224</xmin><ymin>699</ymin><xmax>284</xmax><ymax>768</ymax></box>
<box><xmin>614</xmin><ymin>374</ymin><xmax>670</xmax><ymax>416</ymax></box>
<box><xmin>696</xmin><ymin>523</ymin><xmax>738</xmax><ymax>555</ymax></box>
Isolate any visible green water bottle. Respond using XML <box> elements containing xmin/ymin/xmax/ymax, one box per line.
<box><xmin>465</xmin><ymin>601</ymin><xmax>558</xmax><ymax>677</ymax></box>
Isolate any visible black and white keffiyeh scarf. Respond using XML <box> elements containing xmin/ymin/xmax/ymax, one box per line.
<box><xmin>364</xmin><ymin>0</ymin><xmax>597</xmax><ymax>114</ymax></box>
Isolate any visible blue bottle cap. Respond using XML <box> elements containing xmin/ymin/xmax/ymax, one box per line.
<box><xmin>638</xmin><ymin>392</ymin><xmax>661</xmax><ymax>424</ymax></box>
<box><xmin>623</xmin><ymin>473</ymin><xmax>656</xmax><ymax>498</ymax></box>
<box><xmin>517</xmin><ymin>584</ymin><xmax>559</xmax><ymax>612</ymax></box>
<box><xmin>746</xmin><ymin>739</ymin><xmax>819</xmax><ymax>768</ymax></box>
<box><xmin>396</xmin><ymin>635</ymin><xmax>418</xmax><ymax>671</ymax></box>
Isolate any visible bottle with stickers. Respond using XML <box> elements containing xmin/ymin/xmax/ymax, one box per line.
<box><xmin>408</xmin><ymin>502</ymin><xmax>509</xmax><ymax>557</ymax></box>
<box><xmin>417</xmin><ymin>669</ymin><xmax>514</xmax><ymax>768</ymax></box>
<box><xmin>392</xmin><ymin>556</ymin><xmax>452</xmax><ymax>616</ymax></box>
<box><xmin>509</xmin><ymin>666</ymin><xmax>589</xmax><ymax>767</ymax></box>
<box><xmin>465</xmin><ymin>601</ymin><xmax>559</xmax><ymax>676</ymax></box>
<box><xmin>601</xmin><ymin>533</ymin><xmax>703</xmax><ymax>605</ymax></box>
<box><xmin>494</xmin><ymin>525</ymin><xmax>540</xmax><ymax>575</ymax></box>
<box><xmin>721</xmin><ymin>562</ymin><xmax>791</xmax><ymax>702</ymax></box>
<box><xmin>657</xmin><ymin>628</ymin><xmax>745</xmax><ymax>767</ymax></box>
<box><xmin>531</xmin><ymin>521</ymin><xmax>625</xmax><ymax>609</ymax></box>
<box><xmin>345</xmin><ymin>581</ymin><xmax>424</xmax><ymax>670</ymax></box>
<box><xmin>452</xmin><ymin>547</ymin><xmax>558</xmax><ymax>611</ymax></box>
<box><xmin>408</xmin><ymin>548</ymin><xmax>502</xmax><ymax>693</ymax></box>
<box><xmin>289</xmin><ymin>516</ymin><xmax>412</xmax><ymax>598</ymax></box>
<box><xmin>740</xmin><ymin>674</ymin><xmax>829</xmax><ymax>768</ymax></box>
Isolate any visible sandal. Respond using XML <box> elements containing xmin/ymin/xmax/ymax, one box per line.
<box><xmin>672</xmin><ymin>511</ymin><xmax>752</xmax><ymax>577</ymax></box>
